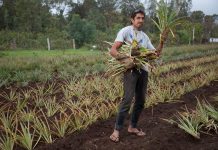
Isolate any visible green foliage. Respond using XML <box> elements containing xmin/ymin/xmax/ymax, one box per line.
<box><xmin>152</xmin><ymin>0</ymin><xmax>185</xmax><ymax>37</ymax></box>
<box><xmin>17</xmin><ymin>121</ymin><xmax>41</xmax><ymax>150</ymax></box>
<box><xmin>0</xmin><ymin>49</ymin><xmax>105</xmax><ymax>86</ymax></box>
<box><xmin>190</xmin><ymin>11</ymin><xmax>205</xmax><ymax>23</ymax></box>
<box><xmin>87</xmin><ymin>9</ymin><xmax>107</xmax><ymax>32</ymax></box>
<box><xmin>177</xmin><ymin>30</ymin><xmax>190</xmax><ymax>44</ymax></box>
<box><xmin>0</xmin><ymin>44</ymin><xmax>217</xmax><ymax>87</ymax></box>
<box><xmin>0</xmin><ymin>45</ymin><xmax>217</xmax><ymax>149</ymax></box>
<box><xmin>69</xmin><ymin>14</ymin><xmax>97</xmax><ymax>48</ymax></box>
<box><xmin>164</xmin><ymin>99</ymin><xmax>218</xmax><ymax>139</ymax></box>
<box><xmin>0</xmin><ymin>0</ymin><xmax>16</xmax><ymax>30</ymax></box>
<box><xmin>0</xmin><ymin>0</ymin><xmax>217</xmax><ymax>48</ymax></box>
<box><xmin>0</xmin><ymin>30</ymin><xmax>72</xmax><ymax>50</ymax></box>
<box><xmin>193</xmin><ymin>23</ymin><xmax>204</xmax><ymax>43</ymax></box>
<box><xmin>212</xmin><ymin>24</ymin><xmax>218</xmax><ymax>37</ymax></box>
<box><xmin>0</xmin><ymin>132</ymin><xmax>15</xmax><ymax>150</ymax></box>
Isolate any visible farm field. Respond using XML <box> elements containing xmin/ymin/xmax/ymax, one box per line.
<box><xmin>36</xmin><ymin>80</ymin><xmax>218</xmax><ymax>150</ymax></box>
<box><xmin>0</xmin><ymin>44</ymin><xmax>218</xmax><ymax>150</ymax></box>
<box><xmin>0</xmin><ymin>44</ymin><xmax>218</xmax><ymax>87</ymax></box>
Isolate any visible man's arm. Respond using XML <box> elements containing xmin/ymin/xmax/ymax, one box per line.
<box><xmin>155</xmin><ymin>41</ymin><xmax>164</xmax><ymax>56</ymax></box>
<box><xmin>155</xmin><ymin>30</ymin><xmax>169</xmax><ymax>56</ymax></box>
<box><xmin>109</xmin><ymin>41</ymin><xmax>135</xmax><ymax>69</ymax></box>
<box><xmin>147</xmin><ymin>35</ymin><xmax>164</xmax><ymax>56</ymax></box>
<box><xmin>146</xmin><ymin>38</ymin><xmax>161</xmax><ymax>56</ymax></box>
<box><xmin>109</xmin><ymin>41</ymin><xmax>123</xmax><ymax>58</ymax></box>
<box><xmin>110</xmin><ymin>41</ymin><xmax>130</xmax><ymax>60</ymax></box>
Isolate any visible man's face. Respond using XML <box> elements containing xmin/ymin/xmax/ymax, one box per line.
<box><xmin>131</xmin><ymin>13</ymin><xmax>145</xmax><ymax>28</ymax></box>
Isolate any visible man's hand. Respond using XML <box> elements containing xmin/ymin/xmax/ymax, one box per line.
<box><xmin>114</xmin><ymin>53</ymin><xmax>129</xmax><ymax>60</ymax></box>
<box><xmin>131</xmin><ymin>46</ymin><xmax>141</xmax><ymax>56</ymax></box>
<box><xmin>139</xmin><ymin>50</ymin><xmax>159</xmax><ymax>59</ymax></box>
<box><xmin>154</xmin><ymin>50</ymin><xmax>161</xmax><ymax>57</ymax></box>
<box><xmin>156</xmin><ymin>29</ymin><xmax>169</xmax><ymax>56</ymax></box>
<box><xmin>116</xmin><ymin>55</ymin><xmax>135</xmax><ymax>69</ymax></box>
<box><xmin>160</xmin><ymin>29</ymin><xmax>170</xmax><ymax>42</ymax></box>
<box><xmin>121</xmin><ymin>57</ymin><xmax>135</xmax><ymax>69</ymax></box>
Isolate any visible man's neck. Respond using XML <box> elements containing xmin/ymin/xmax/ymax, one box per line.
<box><xmin>132</xmin><ymin>25</ymin><xmax>141</xmax><ymax>31</ymax></box>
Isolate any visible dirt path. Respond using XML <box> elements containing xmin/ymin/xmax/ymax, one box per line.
<box><xmin>35</xmin><ymin>80</ymin><xmax>218</xmax><ymax>150</ymax></box>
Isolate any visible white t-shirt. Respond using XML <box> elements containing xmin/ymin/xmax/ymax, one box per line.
<box><xmin>114</xmin><ymin>25</ymin><xmax>155</xmax><ymax>72</ymax></box>
<box><xmin>115</xmin><ymin>25</ymin><xmax>155</xmax><ymax>50</ymax></box>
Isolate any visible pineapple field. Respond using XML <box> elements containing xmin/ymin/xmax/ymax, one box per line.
<box><xmin>0</xmin><ymin>44</ymin><xmax>218</xmax><ymax>150</ymax></box>
<box><xmin>1</xmin><ymin>0</ymin><xmax>218</xmax><ymax>149</ymax></box>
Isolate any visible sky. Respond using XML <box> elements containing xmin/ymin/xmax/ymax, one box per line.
<box><xmin>191</xmin><ymin>0</ymin><xmax>218</xmax><ymax>15</ymax></box>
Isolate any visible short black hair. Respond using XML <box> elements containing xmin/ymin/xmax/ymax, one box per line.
<box><xmin>131</xmin><ymin>9</ymin><xmax>145</xmax><ymax>19</ymax></box>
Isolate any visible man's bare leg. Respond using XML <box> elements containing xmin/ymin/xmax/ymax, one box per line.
<box><xmin>109</xmin><ymin>129</ymin><xmax>120</xmax><ymax>142</ymax></box>
<box><xmin>128</xmin><ymin>125</ymin><xmax>145</xmax><ymax>136</ymax></box>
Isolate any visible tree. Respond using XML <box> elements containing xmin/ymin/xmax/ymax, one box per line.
<box><xmin>0</xmin><ymin>0</ymin><xmax>64</xmax><ymax>31</ymax></box>
<box><xmin>68</xmin><ymin>2</ymin><xmax>84</xmax><ymax>21</ymax></box>
<box><xmin>83</xmin><ymin>0</ymin><xmax>98</xmax><ymax>14</ymax></box>
<box><xmin>146</xmin><ymin>0</ymin><xmax>157</xmax><ymax>18</ymax></box>
<box><xmin>69</xmin><ymin>14</ymin><xmax>96</xmax><ymax>47</ymax></box>
<box><xmin>190</xmin><ymin>11</ymin><xmax>205</xmax><ymax>23</ymax></box>
<box><xmin>55</xmin><ymin>9</ymin><xmax>67</xmax><ymax>30</ymax></box>
<box><xmin>18</xmin><ymin>0</ymin><xmax>40</xmax><ymax>32</ymax></box>
<box><xmin>97</xmin><ymin>0</ymin><xmax>118</xmax><ymax>13</ymax></box>
<box><xmin>177</xmin><ymin>0</ymin><xmax>192</xmax><ymax>17</ymax></box>
<box><xmin>168</xmin><ymin>0</ymin><xmax>192</xmax><ymax>16</ymax></box>
<box><xmin>188</xmin><ymin>11</ymin><xmax>205</xmax><ymax>43</ymax></box>
<box><xmin>178</xmin><ymin>21</ymin><xmax>193</xmax><ymax>44</ymax></box>
<box><xmin>0</xmin><ymin>0</ymin><xmax>16</xmax><ymax>30</ymax></box>
<box><xmin>211</xmin><ymin>15</ymin><xmax>218</xmax><ymax>37</ymax></box>
<box><xmin>87</xmin><ymin>9</ymin><xmax>107</xmax><ymax>31</ymax></box>
<box><xmin>68</xmin><ymin>0</ymin><xmax>98</xmax><ymax>19</ymax></box>
<box><xmin>97</xmin><ymin>0</ymin><xmax>120</xmax><ymax>28</ymax></box>
<box><xmin>202</xmin><ymin>15</ymin><xmax>214</xmax><ymax>43</ymax></box>
<box><xmin>193</xmin><ymin>23</ymin><xmax>204</xmax><ymax>43</ymax></box>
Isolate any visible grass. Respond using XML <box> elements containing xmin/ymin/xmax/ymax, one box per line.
<box><xmin>0</xmin><ymin>48</ymin><xmax>101</xmax><ymax>57</ymax></box>
<box><xmin>162</xmin><ymin>44</ymin><xmax>218</xmax><ymax>62</ymax></box>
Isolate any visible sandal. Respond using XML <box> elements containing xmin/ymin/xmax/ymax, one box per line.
<box><xmin>128</xmin><ymin>128</ymin><xmax>146</xmax><ymax>136</ymax></box>
<box><xmin>109</xmin><ymin>134</ymin><xmax>119</xmax><ymax>143</ymax></box>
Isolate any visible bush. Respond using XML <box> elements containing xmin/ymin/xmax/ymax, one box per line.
<box><xmin>177</xmin><ymin>30</ymin><xmax>191</xmax><ymax>44</ymax></box>
<box><xmin>0</xmin><ymin>30</ymin><xmax>73</xmax><ymax>50</ymax></box>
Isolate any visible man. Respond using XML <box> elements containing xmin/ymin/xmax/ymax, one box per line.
<box><xmin>109</xmin><ymin>9</ymin><xmax>166</xmax><ymax>142</ymax></box>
